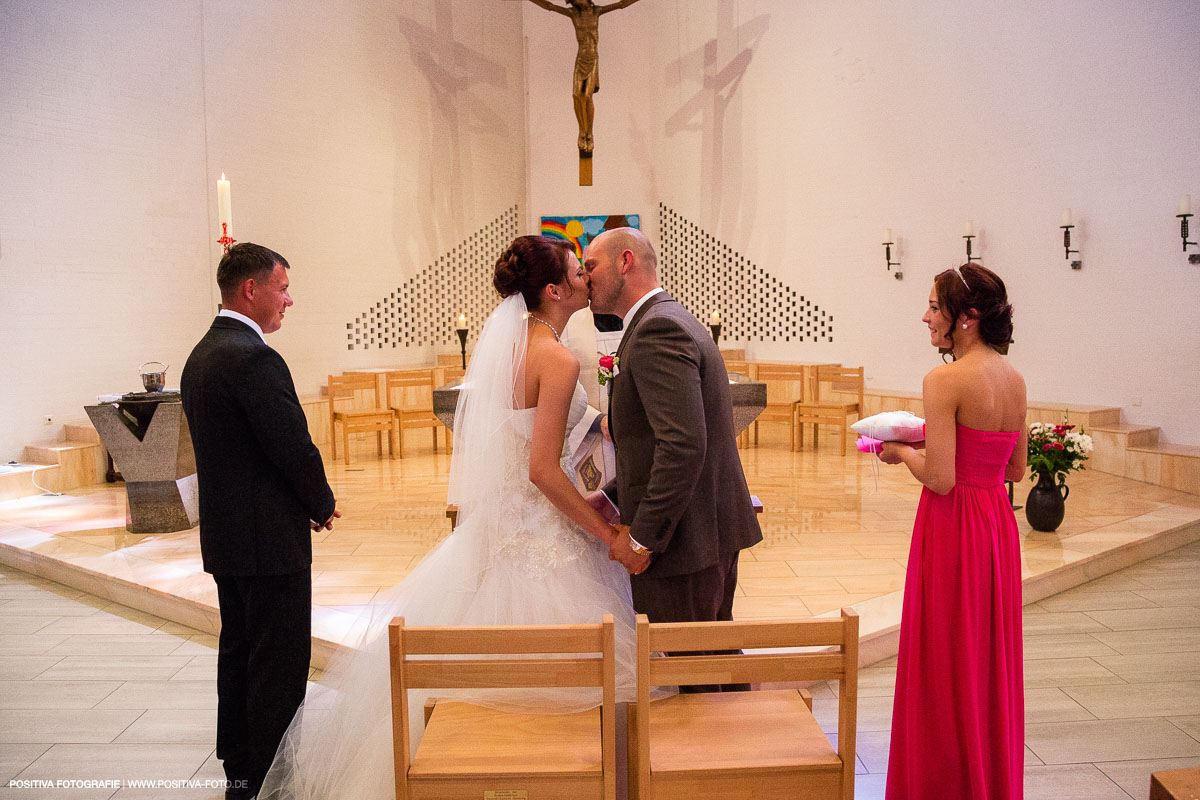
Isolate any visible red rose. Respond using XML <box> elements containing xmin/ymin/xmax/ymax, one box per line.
<box><xmin>599</xmin><ymin>355</ymin><xmax>614</xmax><ymax>369</ymax></box>
<box><xmin>1051</xmin><ymin>442</ymin><xmax>1065</xmax><ymax>450</ymax></box>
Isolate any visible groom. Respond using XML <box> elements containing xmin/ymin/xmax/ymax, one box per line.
<box><xmin>585</xmin><ymin>228</ymin><xmax>761</xmax><ymax>680</ymax></box>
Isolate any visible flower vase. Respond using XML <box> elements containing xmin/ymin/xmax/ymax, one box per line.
<box><xmin>1025</xmin><ymin>470</ymin><xmax>1070</xmax><ymax>532</ymax></box>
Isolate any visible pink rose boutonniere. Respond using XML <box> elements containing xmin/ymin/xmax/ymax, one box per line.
<box><xmin>598</xmin><ymin>353</ymin><xmax>620</xmax><ymax>386</ymax></box>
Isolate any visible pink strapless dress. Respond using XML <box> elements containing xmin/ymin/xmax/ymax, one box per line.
<box><xmin>886</xmin><ymin>424</ymin><xmax>1024</xmax><ymax>800</ymax></box>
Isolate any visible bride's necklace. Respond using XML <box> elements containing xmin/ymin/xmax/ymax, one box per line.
<box><xmin>527</xmin><ymin>313</ymin><xmax>561</xmax><ymax>343</ymax></box>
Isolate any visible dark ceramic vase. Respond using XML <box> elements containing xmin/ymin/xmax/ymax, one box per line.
<box><xmin>1025</xmin><ymin>470</ymin><xmax>1070</xmax><ymax>532</ymax></box>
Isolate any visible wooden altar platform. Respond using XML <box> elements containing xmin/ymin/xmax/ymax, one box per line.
<box><xmin>1</xmin><ymin>425</ymin><xmax>1197</xmax><ymax>669</ymax></box>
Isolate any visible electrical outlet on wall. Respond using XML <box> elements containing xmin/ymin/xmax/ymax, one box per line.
<box><xmin>43</xmin><ymin>415</ymin><xmax>53</xmax><ymax>425</ymax></box>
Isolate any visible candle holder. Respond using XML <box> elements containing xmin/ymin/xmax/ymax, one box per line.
<box><xmin>1179</xmin><ymin>213</ymin><xmax>1199</xmax><ymax>263</ymax></box>
<box><xmin>963</xmin><ymin>234</ymin><xmax>979</xmax><ymax>263</ymax></box>
<box><xmin>709</xmin><ymin>323</ymin><xmax>722</xmax><ymax>344</ymax></box>
<box><xmin>1060</xmin><ymin>225</ymin><xmax>1082</xmax><ymax>269</ymax></box>
<box><xmin>217</xmin><ymin>222</ymin><xmax>236</xmax><ymax>254</ymax></box>
<box><xmin>456</xmin><ymin>327</ymin><xmax>468</xmax><ymax>369</ymax></box>
<box><xmin>883</xmin><ymin>240</ymin><xmax>902</xmax><ymax>280</ymax></box>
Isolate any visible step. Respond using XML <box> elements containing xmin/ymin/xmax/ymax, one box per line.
<box><xmin>62</xmin><ymin>423</ymin><xmax>102</xmax><ymax>446</ymax></box>
<box><xmin>1089</xmin><ymin>424</ymin><xmax>1161</xmax><ymax>476</ymax></box>
<box><xmin>1122</xmin><ymin>443</ymin><xmax>1200</xmax><ymax>495</ymax></box>
<box><xmin>0</xmin><ymin>462</ymin><xmax>61</xmax><ymax>501</ymax></box>
<box><xmin>21</xmin><ymin>441</ymin><xmax>103</xmax><ymax>492</ymax></box>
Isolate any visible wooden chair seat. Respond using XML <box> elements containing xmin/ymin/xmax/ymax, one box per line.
<box><xmin>328</xmin><ymin>373</ymin><xmax>397</xmax><ymax>465</ymax></box>
<box><xmin>413</xmin><ymin>701</ymin><xmax>603</xmax><ymax>783</ymax></box>
<box><xmin>386</xmin><ymin>369</ymin><xmax>443</xmax><ymax>458</ymax></box>
<box><xmin>648</xmin><ymin>689</ymin><xmax>839</xmax><ymax>777</ymax></box>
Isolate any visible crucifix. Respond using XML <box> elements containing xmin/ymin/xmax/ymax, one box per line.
<box><xmin>520</xmin><ymin>0</ymin><xmax>643</xmax><ymax>185</ymax></box>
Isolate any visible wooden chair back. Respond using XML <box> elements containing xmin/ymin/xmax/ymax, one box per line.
<box><xmin>723</xmin><ymin>360</ymin><xmax>755</xmax><ymax>379</ymax></box>
<box><xmin>328</xmin><ymin>372</ymin><xmax>380</xmax><ymax>410</ymax></box>
<box><xmin>754</xmin><ymin>364</ymin><xmax>807</xmax><ymax>401</ymax></box>
<box><xmin>811</xmin><ymin>365</ymin><xmax>864</xmax><ymax>408</ymax></box>
<box><xmin>385</xmin><ymin>369</ymin><xmax>435</xmax><ymax>410</ymax></box>
<box><xmin>390</xmin><ymin>616</ymin><xmax>617</xmax><ymax>800</ymax></box>
<box><xmin>720</xmin><ymin>348</ymin><xmax>747</xmax><ymax>361</ymax></box>
<box><xmin>633</xmin><ymin>609</ymin><xmax>859</xmax><ymax>800</ymax></box>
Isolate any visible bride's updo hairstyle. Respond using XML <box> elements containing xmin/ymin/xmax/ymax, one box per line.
<box><xmin>493</xmin><ymin>235</ymin><xmax>576</xmax><ymax>310</ymax></box>
<box><xmin>933</xmin><ymin>262</ymin><xmax>1015</xmax><ymax>355</ymax></box>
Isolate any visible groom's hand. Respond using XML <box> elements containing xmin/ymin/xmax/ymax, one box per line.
<box><xmin>609</xmin><ymin>524</ymin><xmax>651</xmax><ymax>575</ymax></box>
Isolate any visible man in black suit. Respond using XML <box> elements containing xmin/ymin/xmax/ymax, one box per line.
<box><xmin>181</xmin><ymin>243</ymin><xmax>338</xmax><ymax>799</ymax></box>
<box><xmin>584</xmin><ymin>228</ymin><xmax>761</xmax><ymax>689</ymax></box>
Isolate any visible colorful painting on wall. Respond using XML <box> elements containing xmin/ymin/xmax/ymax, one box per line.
<box><xmin>539</xmin><ymin>214</ymin><xmax>641</xmax><ymax>260</ymax></box>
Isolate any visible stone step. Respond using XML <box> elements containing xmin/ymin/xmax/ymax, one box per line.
<box><xmin>0</xmin><ymin>462</ymin><xmax>61</xmax><ymax>501</ymax></box>
<box><xmin>62</xmin><ymin>422</ymin><xmax>101</xmax><ymax>445</ymax></box>
<box><xmin>21</xmin><ymin>440</ymin><xmax>103</xmax><ymax>493</ymax></box>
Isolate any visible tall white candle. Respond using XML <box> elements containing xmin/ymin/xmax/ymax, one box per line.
<box><xmin>885</xmin><ymin>228</ymin><xmax>893</xmax><ymax>244</ymax></box>
<box><xmin>1181</xmin><ymin>195</ymin><xmax>1193</xmax><ymax>216</ymax></box>
<box><xmin>963</xmin><ymin>220</ymin><xmax>974</xmax><ymax>237</ymax></box>
<box><xmin>456</xmin><ymin>313</ymin><xmax>467</xmax><ymax>331</ymax></box>
<box><xmin>216</xmin><ymin>173</ymin><xmax>232</xmax><ymax>237</ymax></box>
<box><xmin>1060</xmin><ymin>208</ymin><xmax>1072</xmax><ymax>227</ymax></box>
<box><xmin>711</xmin><ymin>310</ymin><xmax>721</xmax><ymax>325</ymax></box>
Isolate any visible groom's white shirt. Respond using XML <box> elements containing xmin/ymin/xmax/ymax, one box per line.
<box><xmin>615</xmin><ymin>286</ymin><xmax>663</xmax><ymax>553</ymax></box>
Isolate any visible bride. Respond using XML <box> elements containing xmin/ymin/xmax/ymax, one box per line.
<box><xmin>258</xmin><ymin>236</ymin><xmax>644</xmax><ymax>799</ymax></box>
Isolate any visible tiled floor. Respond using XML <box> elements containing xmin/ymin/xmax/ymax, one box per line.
<box><xmin>1</xmin><ymin>541</ymin><xmax>1197</xmax><ymax>798</ymax></box>
<box><xmin>1</xmin><ymin>425</ymin><xmax>1198</xmax><ymax>665</ymax></box>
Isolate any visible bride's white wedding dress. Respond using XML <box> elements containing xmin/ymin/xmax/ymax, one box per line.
<box><xmin>258</xmin><ymin>297</ymin><xmax>639</xmax><ymax>800</ymax></box>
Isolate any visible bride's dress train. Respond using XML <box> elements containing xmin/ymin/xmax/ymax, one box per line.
<box><xmin>259</xmin><ymin>374</ymin><xmax>640</xmax><ymax>799</ymax></box>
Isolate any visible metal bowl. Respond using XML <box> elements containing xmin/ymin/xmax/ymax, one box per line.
<box><xmin>139</xmin><ymin>362</ymin><xmax>168</xmax><ymax>393</ymax></box>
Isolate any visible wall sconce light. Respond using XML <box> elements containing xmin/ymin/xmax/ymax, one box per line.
<box><xmin>1060</xmin><ymin>208</ymin><xmax>1082</xmax><ymax>270</ymax></box>
<box><xmin>962</xmin><ymin>220</ymin><xmax>979</xmax><ymax>262</ymax></box>
<box><xmin>1179</xmin><ymin>195</ymin><xmax>1199</xmax><ymax>264</ymax></box>
<box><xmin>883</xmin><ymin>228</ymin><xmax>902</xmax><ymax>280</ymax></box>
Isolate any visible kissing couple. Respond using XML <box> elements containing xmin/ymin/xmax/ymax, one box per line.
<box><xmin>258</xmin><ymin>229</ymin><xmax>762</xmax><ymax>799</ymax></box>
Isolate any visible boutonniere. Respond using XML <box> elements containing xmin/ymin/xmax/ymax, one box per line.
<box><xmin>598</xmin><ymin>353</ymin><xmax>620</xmax><ymax>385</ymax></box>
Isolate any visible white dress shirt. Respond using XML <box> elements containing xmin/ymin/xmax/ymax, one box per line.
<box><xmin>218</xmin><ymin>309</ymin><xmax>267</xmax><ymax>344</ymax></box>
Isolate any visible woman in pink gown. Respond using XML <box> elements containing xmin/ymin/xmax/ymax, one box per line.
<box><xmin>878</xmin><ymin>263</ymin><xmax>1028</xmax><ymax>800</ymax></box>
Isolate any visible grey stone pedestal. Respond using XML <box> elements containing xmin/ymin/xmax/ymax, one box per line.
<box><xmin>85</xmin><ymin>395</ymin><xmax>198</xmax><ymax>533</ymax></box>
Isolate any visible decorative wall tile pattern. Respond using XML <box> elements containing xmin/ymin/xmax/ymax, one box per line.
<box><xmin>658</xmin><ymin>203</ymin><xmax>833</xmax><ymax>343</ymax></box>
<box><xmin>347</xmin><ymin>206</ymin><xmax>520</xmax><ymax>350</ymax></box>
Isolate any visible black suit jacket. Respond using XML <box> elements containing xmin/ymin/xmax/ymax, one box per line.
<box><xmin>606</xmin><ymin>292</ymin><xmax>762</xmax><ymax>577</ymax></box>
<box><xmin>181</xmin><ymin>316</ymin><xmax>335</xmax><ymax>576</ymax></box>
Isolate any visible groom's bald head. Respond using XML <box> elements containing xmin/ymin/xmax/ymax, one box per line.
<box><xmin>584</xmin><ymin>228</ymin><xmax>660</xmax><ymax>317</ymax></box>
<box><xmin>594</xmin><ymin>227</ymin><xmax>657</xmax><ymax>279</ymax></box>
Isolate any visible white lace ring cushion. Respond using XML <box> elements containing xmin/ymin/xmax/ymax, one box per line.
<box><xmin>851</xmin><ymin>411</ymin><xmax>926</xmax><ymax>442</ymax></box>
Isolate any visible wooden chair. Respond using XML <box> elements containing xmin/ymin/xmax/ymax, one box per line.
<box><xmin>327</xmin><ymin>373</ymin><xmax>396</xmax><ymax>465</ymax></box>
<box><xmin>720</xmin><ymin>348</ymin><xmax>746</xmax><ymax>361</ymax></box>
<box><xmin>794</xmin><ymin>366</ymin><xmax>864</xmax><ymax>456</ymax></box>
<box><xmin>389</xmin><ymin>615</ymin><xmax>618</xmax><ymax>800</ymax></box>
<box><xmin>753</xmin><ymin>364</ymin><xmax>807</xmax><ymax>450</ymax></box>
<box><xmin>386</xmin><ymin>369</ymin><xmax>442</xmax><ymax>458</ymax></box>
<box><xmin>629</xmin><ymin>609</ymin><xmax>859</xmax><ymax>800</ymax></box>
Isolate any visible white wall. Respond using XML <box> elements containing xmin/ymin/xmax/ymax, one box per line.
<box><xmin>526</xmin><ymin>0</ymin><xmax>1200</xmax><ymax>444</ymax></box>
<box><xmin>0</xmin><ymin>0</ymin><xmax>526</xmax><ymax>460</ymax></box>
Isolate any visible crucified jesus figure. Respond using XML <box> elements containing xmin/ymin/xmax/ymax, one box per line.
<box><xmin>522</xmin><ymin>0</ymin><xmax>642</xmax><ymax>156</ymax></box>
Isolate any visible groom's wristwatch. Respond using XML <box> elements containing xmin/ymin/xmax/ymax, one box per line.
<box><xmin>630</xmin><ymin>539</ymin><xmax>652</xmax><ymax>556</ymax></box>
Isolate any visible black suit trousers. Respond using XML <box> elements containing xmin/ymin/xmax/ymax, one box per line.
<box><xmin>214</xmin><ymin>570</ymin><xmax>311</xmax><ymax>792</ymax></box>
<box><xmin>630</xmin><ymin>550</ymin><xmax>749</xmax><ymax>693</ymax></box>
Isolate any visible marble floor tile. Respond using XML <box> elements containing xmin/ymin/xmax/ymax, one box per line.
<box><xmin>1091</xmin><ymin>627</ymin><xmax>1200</xmax><ymax>654</ymax></box>
<box><xmin>1019</xmin><ymin>611</ymin><xmax>1111</xmax><ymax>636</ymax></box>
<box><xmin>1039</xmin><ymin>589</ymin><xmax>1162</xmax><ymax>613</ymax></box>
<box><xmin>113</xmin><ymin>709</ymin><xmax>216</xmax><ymax>744</ymax></box>
<box><xmin>1023</xmin><ymin>763</ymin><xmax>1134</xmax><ymax>800</ymax></box>
<box><xmin>1084</xmin><ymin>606</ymin><xmax>1200</xmax><ymax>632</ymax></box>
<box><xmin>1024</xmin><ymin>688</ymin><xmax>1097</xmax><ymax>724</ymax></box>
<box><xmin>43</xmin><ymin>635</ymin><xmax>192</xmax><ymax>657</ymax></box>
<box><xmin>94</xmin><ymin>681</ymin><xmax>217</xmax><ymax>710</ymax></box>
<box><xmin>1095</xmin><ymin>757</ymin><xmax>1200</xmax><ymax>798</ymax></box>
<box><xmin>14</xmin><ymin>743</ymin><xmax>214</xmax><ymax>783</ymax></box>
<box><xmin>0</xmin><ymin>680</ymin><xmax>120</xmax><ymax>709</ymax></box>
<box><xmin>1026</xmin><ymin>718</ymin><xmax>1200</xmax><ymax>764</ymax></box>
<box><xmin>0</xmin><ymin>708</ymin><xmax>143</xmax><ymax>743</ymax></box>
<box><xmin>1167</xmin><ymin>715</ymin><xmax>1200</xmax><ymax>742</ymax></box>
<box><xmin>0</xmin><ymin>655</ymin><xmax>63</xmax><ymax>680</ymax></box>
<box><xmin>1132</xmin><ymin>587</ymin><xmax>1200</xmax><ymax>606</ymax></box>
<box><xmin>35</xmin><ymin>655</ymin><xmax>192</xmax><ymax>681</ymax></box>
<box><xmin>0</xmin><ymin>634</ymin><xmax>69</xmax><ymax>655</ymax></box>
<box><xmin>1022</xmin><ymin>633</ymin><xmax>1121</xmax><ymax>660</ymax></box>
<box><xmin>0</xmin><ymin>744</ymin><xmax>50</xmax><ymax>784</ymax></box>
<box><xmin>1023</xmin><ymin>657</ymin><xmax>1126</xmax><ymax>689</ymax></box>
<box><xmin>1064</xmin><ymin>681</ymin><xmax>1200</xmax><ymax>719</ymax></box>
<box><xmin>851</xmin><ymin>772</ymin><xmax>888</xmax><ymax>800</ymax></box>
<box><xmin>35</xmin><ymin>616</ymin><xmax>163</xmax><ymax>637</ymax></box>
<box><xmin>0</xmin><ymin>616</ymin><xmax>57</xmax><ymax>634</ymax></box>
<box><xmin>1093</xmin><ymin>653</ymin><xmax>1200</xmax><ymax>682</ymax></box>
<box><xmin>852</xmin><ymin>729</ymin><xmax>892</xmax><ymax>774</ymax></box>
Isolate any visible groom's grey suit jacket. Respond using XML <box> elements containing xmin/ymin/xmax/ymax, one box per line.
<box><xmin>606</xmin><ymin>291</ymin><xmax>762</xmax><ymax>578</ymax></box>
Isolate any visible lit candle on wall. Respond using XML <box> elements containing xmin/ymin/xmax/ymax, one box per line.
<box><xmin>1181</xmin><ymin>195</ymin><xmax>1193</xmax><ymax>216</ymax></box>
<box><xmin>456</xmin><ymin>313</ymin><xmax>467</xmax><ymax>331</ymax></box>
<box><xmin>711</xmin><ymin>310</ymin><xmax>721</xmax><ymax>326</ymax></box>
<box><xmin>216</xmin><ymin>173</ymin><xmax>232</xmax><ymax>237</ymax></box>
<box><xmin>885</xmin><ymin>228</ymin><xmax>893</xmax><ymax>243</ymax></box>
<box><xmin>963</xmin><ymin>220</ymin><xmax>974</xmax><ymax>237</ymax></box>
<box><xmin>1060</xmin><ymin>208</ymin><xmax>1073</xmax><ymax>227</ymax></box>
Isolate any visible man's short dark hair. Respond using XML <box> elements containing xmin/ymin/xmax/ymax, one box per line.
<box><xmin>217</xmin><ymin>243</ymin><xmax>290</xmax><ymax>300</ymax></box>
